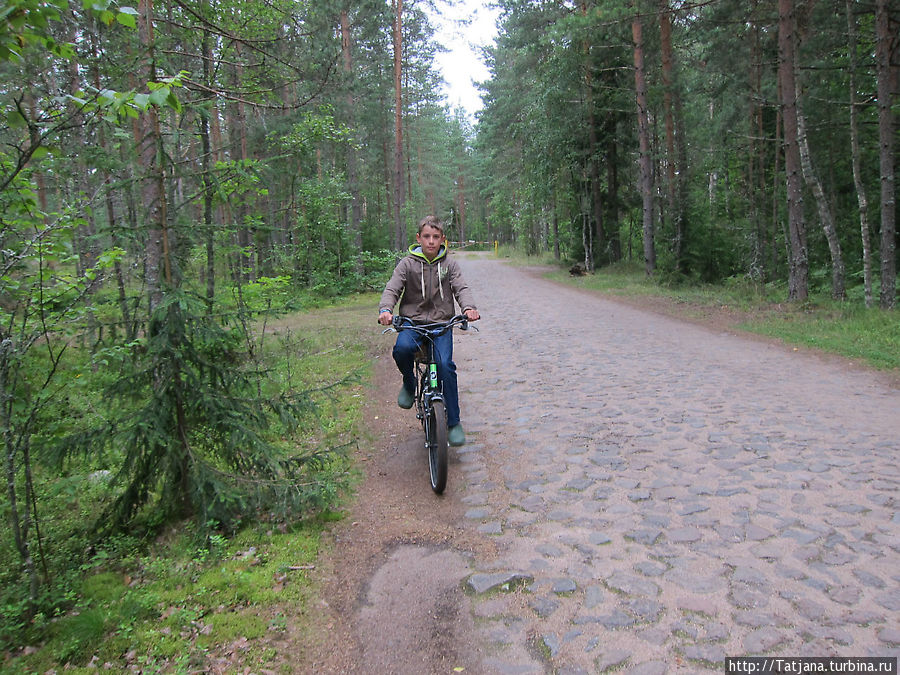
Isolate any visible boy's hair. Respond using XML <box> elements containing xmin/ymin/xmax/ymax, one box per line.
<box><xmin>417</xmin><ymin>215</ymin><xmax>445</xmax><ymax>234</ymax></box>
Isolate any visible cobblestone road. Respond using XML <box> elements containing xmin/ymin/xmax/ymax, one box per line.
<box><xmin>450</xmin><ymin>255</ymin><xmax>900</xmax><ymax>674</ymax></box>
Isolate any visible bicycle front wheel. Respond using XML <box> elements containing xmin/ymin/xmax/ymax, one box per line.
<box><xmin>426</xmin><ymin>399</ymin><xmax>448</xmax><ymax>494</ymax></box>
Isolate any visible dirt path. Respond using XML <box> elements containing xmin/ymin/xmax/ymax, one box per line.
<box><xmin>305</xmin><ymin>254</ymin><xmax>900</xmax><ymax>674</ymax></box>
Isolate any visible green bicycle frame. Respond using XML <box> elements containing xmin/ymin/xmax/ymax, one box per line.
<box><xmin>428</xmin><ymin>362</ymin><xmax>439</xmax><ymax>390</ymax></box>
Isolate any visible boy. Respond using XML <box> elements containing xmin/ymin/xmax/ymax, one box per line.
<box><xmin>378</xmin><ymin>216</ymin><xmax>480</xmax><ymax>446</ymax></box>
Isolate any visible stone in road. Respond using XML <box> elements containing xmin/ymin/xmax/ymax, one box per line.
<box><xmin>448</xmin><ymin>255</ymin><xmax>900</xmax><ymax>674</ymax></box>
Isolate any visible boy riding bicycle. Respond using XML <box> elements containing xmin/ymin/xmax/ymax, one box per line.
<box><xmin>378</xmin><ymin>216</ymin><xmax>480</xmax><ymax>446</ymax></box>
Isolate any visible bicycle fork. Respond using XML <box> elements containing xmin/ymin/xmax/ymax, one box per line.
<box><xmin>416</xmin><ymin>357</ymin><xmax>440</xmax><ymax>421</ymax></box>
<box><xmin>418</xmin><ymin>363</ymin><xmax>444</xmax><ymax>446</ymax></box>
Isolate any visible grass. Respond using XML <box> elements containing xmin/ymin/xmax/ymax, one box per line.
<box><xmin>4</xmin><ymin>520</ymin><xmax>331</xmax><ymax>674</ymax></box>
<box><xmin>1</xmin><ymin>294</ymin><xmax>382</xmax><ymax>675</ymax></box>
<box><xmin>544</xmin><ymin>260</ymin><xmax>900</xmax><ymax>373</ymax></box>
<box><xmin>738</xmin><ymin>306</ymin><xmax>900</xmax><ymax>370</ymax></box>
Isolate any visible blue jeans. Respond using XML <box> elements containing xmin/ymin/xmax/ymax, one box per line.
<box><xmin>393</xmin><ymin>329</ymin><xmax>460</xmax><ymax>428</ymax></box>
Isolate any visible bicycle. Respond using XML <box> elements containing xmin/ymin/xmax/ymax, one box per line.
<box><xmin>383</xmin><ymin>314</ymin><xmax>476</xmax><ymax>494</ymax></box>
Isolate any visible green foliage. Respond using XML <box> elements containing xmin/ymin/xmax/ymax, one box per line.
<box><xmin>84</xmin><ymin>0</ymin><xmax>139</xmax><ymax>30</ymax></box>
<box><xmin>55</xmin><ymin>290</ymin><xmax>351</xmax><ymax>533</ymax></box>
<box><xmin>2</xmin><ymin>518</ymin><xmax>327</xmax><ymax>672</ymax></box>
<box><xmin>0</xmin><ymin>467</ymin><xmax>121</xmax><ymax>652</ymax></box>
<box><xmin>277</xmin><ymin>106</ymin><xmax>355</xmax><ymax>159</ymax></box>
<box><xmin>1</xmin><ymin>295</ymin><xmax>373</xmax><ymax>655</ymax></box>
<box><xmin>0</xmin><ymin>0</ymin><xmax>72</xmax><ymax>61</ymax></box>
<box><xmin>480</xmin><ymin>0</ymin><xmax>897</xmax><ymax>305</ymax></box>
<box><xmin>358</xmin><ymin>248</ymin><xmax>402</xmax><ymax>290</ymax></box>
<box><xmin>241</xmin><ymin>275</ymin><xmax>293</xmax><ymax>310</ymax></box>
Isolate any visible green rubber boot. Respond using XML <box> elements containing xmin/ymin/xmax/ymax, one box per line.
<box><xmin>448</xmin><ymin>424</ymin><xmax>465</xmax><ymax>447</ymax></box>
<box><xmin>397</xmin><ymin>387</ymin><xmax>414</xmax><ymax>409</ymax></box>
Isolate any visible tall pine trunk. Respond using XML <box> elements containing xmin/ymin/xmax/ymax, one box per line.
<box><xmin>341</xmin><ymin>10</ymin><xmax>364</xmax><ymax>276</ymax></box>
<box><xmin>659</xmin><ymin>0</ymin><xmax>686</xmax><ymax>274</ymax></box>
<box><xmin>89</xmin><ymin>31</ymin><xmax>134</xmax><ymax>338</ymax></box>
<box><xmin>606</xmin><ymin>129</ymin><xmax>622</xmax><ymax>261</ymax></box>
<box><xmin>200</xmin><ymin>17</ymin><xmax>216</xmax><ymax>312</ymax></box>
<box><xmin>66</xmin><ymin>17</ymin><xmax>102</xmax><ymax>350</ymax></box>
<box><xmin>137</xmin><ymin>0</ymin><xmax>171</xmax><ymax>313</ymax></box>
<box><xmin>632</xmin><ymin>9</ymin><xmax>655</xmax><ymax>275</ymax></box>
<box><xmin>392</xmin><ymin>0</ymin><xmax>406</xmax><ymax>251</ymax></box>
<box><xmin>778</xmin><ymin>0</ymin><xmax>808</xmax><ymax>301</ymax></box>
<box><xmin>456</xmin><ymin>171</ymin><xmax>467</xmax><ymax>243</ymax></box>
<box><xmin>582</xmin><ymin>0</ymin><xmax>602</xmax><ymax>270</ymax></box>
<box><xmin>749</xmin><ymin>2</ymin><xmax>768</xmax><ymax>280</ymax></box>
<box><xmin>875</xmin><ymin>0</ymin><xmax>896</xmax><ymax>309</ymax></box>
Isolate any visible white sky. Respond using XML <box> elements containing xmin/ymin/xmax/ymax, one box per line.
<box><xmin>428</xmin><ymin>0</ymin><xmax>499</xmax><ymax>119</ymax></box>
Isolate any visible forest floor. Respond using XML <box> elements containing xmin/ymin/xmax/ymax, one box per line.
<box><xmin>287</xmin><ymin>255</ymin><xmax>899</xmax><ymax>674</ymax></box>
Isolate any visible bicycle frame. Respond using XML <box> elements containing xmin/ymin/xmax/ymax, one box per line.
<box><xmin>415</xmin><ymin>337</ymin><xmax>443</xmax><ymax>428</ymax></box>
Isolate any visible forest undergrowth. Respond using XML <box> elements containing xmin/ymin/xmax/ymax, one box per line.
<box><xmin>2</xmin><ymin>259</ymin><xmax>897</xmax><ymax>674</ymax></box>
<box><xmin>0</xmin><ymin>294</ymin><xmax>383</xmax><ymax>674</ymax></box>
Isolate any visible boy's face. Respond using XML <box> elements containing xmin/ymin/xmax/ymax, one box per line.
<box><xmin>416</xmin><ymin>224</ymin><xmax>445</xmax><ymax>259</ymax></box>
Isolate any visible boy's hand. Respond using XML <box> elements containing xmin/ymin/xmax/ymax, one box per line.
<box><xmin>464</xmin><ymin>308</ymin><xmax>480</xmax><ymax>322</ymax></box>
<box><xmin>378</xmin><ymin>311</ymin><xmax>393</xmax><ymax>326</ymax></box>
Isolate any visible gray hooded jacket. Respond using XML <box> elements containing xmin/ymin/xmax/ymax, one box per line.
<box><xmin>379</xmin><ymin>244</ymin><xmax>477</xmax><ymax>323</ymax></box>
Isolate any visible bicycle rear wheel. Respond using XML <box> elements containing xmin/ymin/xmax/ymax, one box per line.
<box><xmin>426</xmin><ymin>399</ymin><xmax>448</xmax><ymax>494</ymax></box>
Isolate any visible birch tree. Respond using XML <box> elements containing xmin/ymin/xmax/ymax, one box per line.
<box><xmin>846</xmin><ymin>0</ymin><xmax>874</xmax><ymax>307</ymax></box>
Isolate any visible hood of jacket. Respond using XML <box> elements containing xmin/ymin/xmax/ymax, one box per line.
<box><xmin>407</xmin><ymin>243</ymin><xmax>449</xmax><ymax>305</ymax></box>
<box><xmin>407</xmin><ymin>243</ymin><xmax>448</xmax><ymax>263</ymax></box>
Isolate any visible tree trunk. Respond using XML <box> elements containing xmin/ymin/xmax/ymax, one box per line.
<box><xmin>2</xmin><ymin>344</ymin><xmax>38</xmax><ymax>620</ymax></box>
<box><xmin>659</xmin><ymin>0</ymin><xmax>687</xmax><ymax>274</ymax></box>
<box><xmin>341</xmin><ymin>10</ymin><xmax>364</xmax><ymax>276</ymax></box>
<box><xmin>606</xmin><ymin>133</ymin><xmax>621</xmax><ymax>261</ymax></box>
<box><xmin>201</xmin><ymin>19</ymin><xmax>216</xmax><ymax>312</ymax></box>
<box><xmin>773</xmin><ymin>83</ymin><xmax>784</xmax><ymax>280</ymax></box>
<box><xmin>582</xmin><ymin>0</ymin><xmax>602</xmax><ymax>270</ymax></box>
<box><xmin>847</xmin><ymin>0</ymin><xmax>873</xmax><ymax>307</ymax></box>
<box><xmin>581</xmin><ymin>184</ymin><xmax>593</xmax><ymax>269</ymax></box>
<box><xmin>209</xmin><ymin>88</ymin><xmax>229</xmax><ymax>266</ymax></box>
<box><xmin>231</xmin><ymin>43</ymin><xmax>254</xmax><ymax>284</ymax></box>
<box><xmin>792</xmin><ymin>9</ymin><xmax>845</xmax><ymax>300</ymax></box>
<box><xmin>67</xmin><ymin>19</ymin><xmax>101</xmax><ymax>351</ymax></box>
<box><xmin>137</xmin><ymin>0</ymin><xmax>171</xmax><ymax>314</ymax></box>
<box><xmin>749</xmin><ymin>1</ymin><xmax>770</xmax><ymax>281</ymax></box>
<box><xmin>777</xmin><ymin>0</ymin><xmax>808</xmax><ymax>301</ymax></box>
<box><xmin>875</xmin><ymin>0</ymin><xmax>896</xmax><ymax>309</ymax></box>
<box><xmin>552</xmin><ymin>189</ymin><xmax>560</xmax><ymax>261</ymax></box>
<box><xmin>796</xmin><ymin>89</ymin><xmax>846</xmax><ymax>299</ymax></box>
<box><xmin>632</xmin><ymin>10</ymin><xmax>655</xmax><ymax>275</ymax></box>
<box><xmin>90</xmin><ymin>31</ymin><xmax>134</xmax><ymax>338</ymax></box>
<box><xmin>392</xmin><ymin>0</ymin><xmax>406</xmax><ymax>251</ymax></box>
<box><xmin>456</xmin><ymin>171</ymin><xmax>467</xmax><ymax>243</ymax></box>
<box><xmin>22</xmin><ymin>91</ymin><xmax>50</xmax><ymax>229</ymax></box>
<box><xmin>200</xmin><ymin>107</ymin><xmax>215</xmax><ymax>309</ymax></box>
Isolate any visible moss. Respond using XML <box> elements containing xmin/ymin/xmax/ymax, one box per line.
<box><xmin>197</xmin><ymin>609</ymin><xmax>268</xmax><ymax>647</ymax></box>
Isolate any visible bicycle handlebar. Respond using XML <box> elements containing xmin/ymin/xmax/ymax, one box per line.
<box><xmin>382</xmin><ymin>314</ymin><xmax>478</xmax><ymax>335</ymax></box>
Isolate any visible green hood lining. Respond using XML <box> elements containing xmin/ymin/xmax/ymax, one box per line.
<box><xmin>408</xmin><ymin>243</ymin><xmax>447</xmax><ymax>264</ymax></box>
